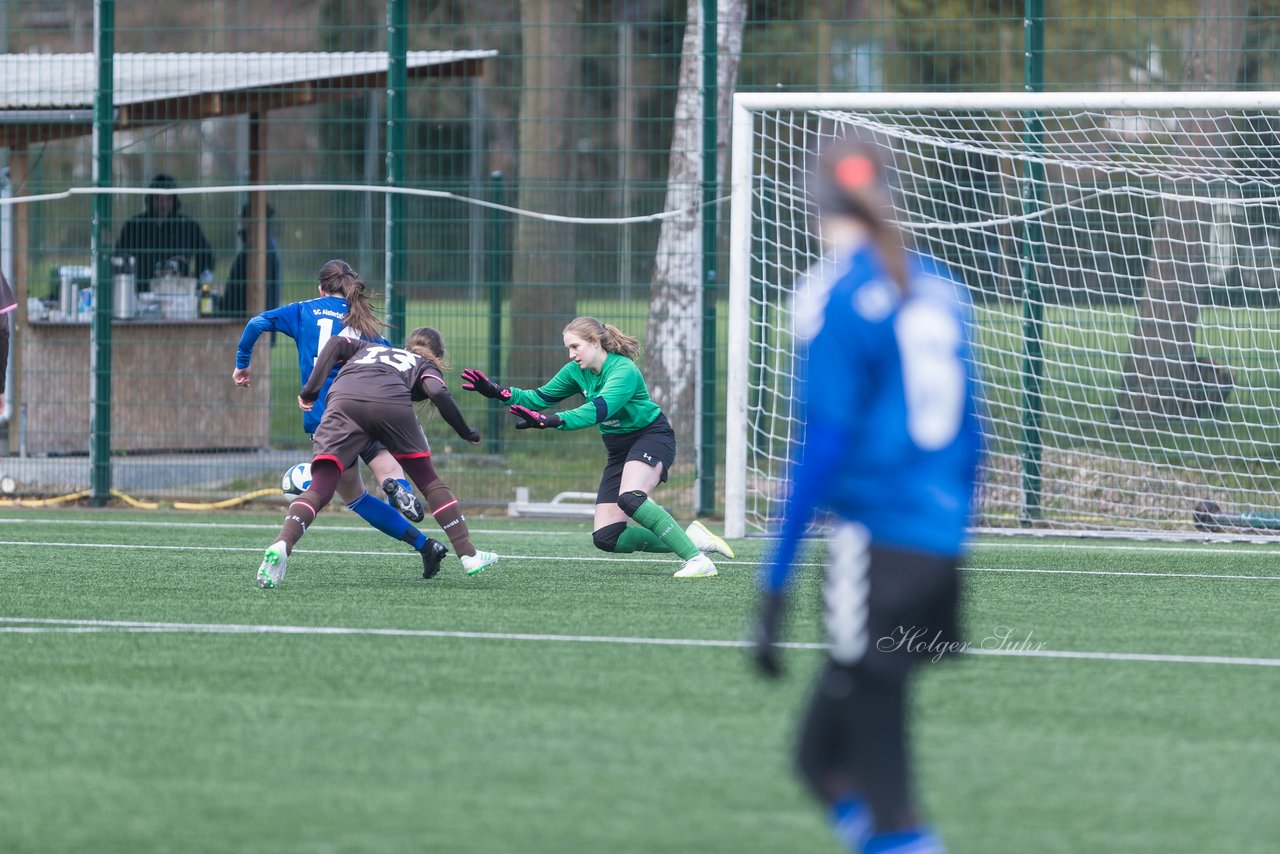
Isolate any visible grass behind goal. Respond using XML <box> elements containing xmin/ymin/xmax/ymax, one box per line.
<box><xmin>1</xmin><ymin>507</ymin><xmax>1276</xmax><ymax>853</ymax></box>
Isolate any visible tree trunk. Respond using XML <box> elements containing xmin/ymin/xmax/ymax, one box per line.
<box><xmin>508</xmin><ymin>0</ymin><xmax>583</xmax><ymax>386</ymax></box>
<box><xmin>1116</xmin><ymin>0</ymin><xmax>1248</xmax><ymax>422</ymax></box>
<box><xmin>645</xmin><ymin>0</ymin><xmax>746</xmax><ymax>460</ymax></box>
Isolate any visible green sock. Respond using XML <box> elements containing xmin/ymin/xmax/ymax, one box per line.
<box><xmin>630</xmin><ymin>498</ymin><xmax>700</xmax><ymax>560</ymax></box>
<box><xmin>614</xmin><ymin>525</ymin><xmax>671</xmax><ymax>554</ymax></box>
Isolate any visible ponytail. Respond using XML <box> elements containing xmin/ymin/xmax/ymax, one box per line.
<box><xmin>405</xmin><ymin>326</ymin><xmax>448</xmax><ymax>373</ymax></box>
<box><xmin>563</xmin><ymin>316</ymin><xmax>641</xmax><ymax>361</ymax></box>
<box><xmin>601</xmin><ymin>323</ymin><xmax>642</xmax><ymax>360</ymax></box>
<box><xmin>404</xmin><ymin>326</ymin><xmax>448</xmax><ymax>416</ymax></box>
<box><xmin>851</xmin><ymin>198</ymin><xmax>910</xmax><ymax>295</ymax></box>
<box><xmin>318</xmin><ymin>258</ymin><xmax>386</xmax><ymax>338</ymax></box>
<box><xmin>817</xmin><ymin>142</ymin><xmax>911</xmax><ymax>294</ymax></box>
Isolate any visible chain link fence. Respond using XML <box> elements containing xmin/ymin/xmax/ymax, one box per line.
<box><xmin>2</xmin><ymin>1</ymin><xmax>1277</xmax><ymax>517</ymax></box>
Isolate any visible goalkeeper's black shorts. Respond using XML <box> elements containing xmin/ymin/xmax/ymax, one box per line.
<box><xmin>596</xmin><ymin>413</ymin><xmax>676</xmax><ymax>504</ymax></box>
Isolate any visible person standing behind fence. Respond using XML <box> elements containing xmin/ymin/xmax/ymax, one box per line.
<box><xmin>221</xmin><ymin>202</ymin><xmax>282</xmax><ymax>320</ymax></box>
<box><xmin>0</xmin><ymin>270</ymin><xmax>15</xmax><ymax>415</ymax></box>
<box><xmin>115</xmin><ymin>173</ymin><xmax>215</xmax><ymax>287</ymax></box>
<box><xmin>749</xmin><ymin>140</ymin><xmax>983</xmax><ymax>854</ymax></box>
<box><xmin>459</xmin><ymin>316</ymin><xmax>734</xmax><ymax>578</ymax></box>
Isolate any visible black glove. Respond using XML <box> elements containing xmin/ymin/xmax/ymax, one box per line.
<box><xmin>460</xmin><ymin>368</ymin><xmax>511</xmax><ymax>402</ymax></box>
<box><xmin>465</xmin><ymin>428</ymin><xmax>481</xmax><ymax>444</ymax></box>
<box><xmin>509</xmin><ymin>404</ymin><xmax>563</xmax><ymax>430</ymax></box>
<box><xmin>750</xmin><ymin>591</ymin><xmax>786</xmax><ymax>679</ymax></box>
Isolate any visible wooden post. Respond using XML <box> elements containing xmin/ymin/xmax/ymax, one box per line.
<box><xmin>7</xmin><ymin>147</ymin><xmax>27</xmax><ymax>454</ymax></box>
<box><xmin>247</xmin><ymin>111</ymin><xmax>267</xmax><ymax>315</ymax></box>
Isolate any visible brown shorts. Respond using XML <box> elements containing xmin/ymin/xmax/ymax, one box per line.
<box><xmin>310</xmin><ymin>397</ymin><xmax>431</xmax><ymax>473</ymax></box>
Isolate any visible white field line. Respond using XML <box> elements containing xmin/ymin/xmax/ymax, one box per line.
<box><xmin>2</xmin><ymin>539</ymin><xmax>1278</xmax><ymax>581</ymax></box>
<box><xmin>0</xmin><ymin>617</ymin><xmax>1277</xmax><ymax>668</ymax></box>
<box><xmin>0</xmin><ymin>538</ymin><xmax>778</xmax><ymax>566</ymax></box>
<box><xmin>963</xmin><ymin>566</ymin><xmax>1278</xmax><ymax>582</ymax></box>
<box><xmin>3</xmin><ymin>515</ymin><xmax>1279</xmax><ymax>556</ymax></box>
<box><xmin>2</xmin><ymin>539</ymin><xmax>1279</xmax><ymax>581</ymax></box>
<box><xmin>0</xmin><ymin>518</ymin><xmax>580</xmax><ymax>537</ymax></box>
<box><xmin>974</xmin><ymin>540</ymin><xmax>1280</xmax><ymax>556</ymax></box>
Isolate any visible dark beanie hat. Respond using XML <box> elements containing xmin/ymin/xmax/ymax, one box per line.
<box><xmin>147</xmin><ymin>173</ymin><xmax>180</xmax><ymax>213</ymax></box>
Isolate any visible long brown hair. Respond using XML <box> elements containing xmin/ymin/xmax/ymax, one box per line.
<box><xmin>563</xmin><ymin>316</ymin><xmax>641</xmax><ymax>361</ymax></box>
<box><xmin>404</xmin><ymin>327</ymin><xmax>448</xmax><ymax>414</ymax></box>
<box><xmin>404</xmin><ymin>326</ymin><xmax>448</xmax><ymax>373</ymax></box>
<box><xmin>815</xmin><ymin>138</ymin><xmax>910</xmax><ymax>293</ymax></box>
<box><xmin>318</xmin><ymin>259</ymin><xmax>385</xmax><ymax>338</ymax></box>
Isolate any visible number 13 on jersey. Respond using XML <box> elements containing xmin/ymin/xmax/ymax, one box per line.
<box><xmin>353</xmin><ymin>345</ymin><xmax>420</xmax><ymax>372</ymax></box>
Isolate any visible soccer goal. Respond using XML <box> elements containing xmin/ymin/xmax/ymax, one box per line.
<box><xmin>725</xmin><ymin>91</ymin><xmax>1280</xmax><ymax>540</ymax></box>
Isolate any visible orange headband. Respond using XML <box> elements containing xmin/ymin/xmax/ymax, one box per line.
<box><xmin>834</xmin><ymin>155</ymin><xmax>877</xmax><ymax>190</ymax></box>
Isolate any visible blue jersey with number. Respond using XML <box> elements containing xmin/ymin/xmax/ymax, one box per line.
<box><xmin>762</xmin><ymin>243</ymin><xmax>983</xmax><ymax>592</ymax></box>
<box><xmin>235</xmin><ymin>295</ymin><xmax>388</xmax><ymax>433</ymax></box>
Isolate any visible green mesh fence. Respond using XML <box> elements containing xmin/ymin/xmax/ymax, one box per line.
<box><xmin>1</xmin><ymin>1</ymin><xmax>1278</xmax><ymax>519</ymax></box>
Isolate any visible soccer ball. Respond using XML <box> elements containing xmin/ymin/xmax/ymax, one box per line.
<box><xmin>281</xmin><ymin>463</ymin><xmax>312</xmax><ymax>495</ymax></box>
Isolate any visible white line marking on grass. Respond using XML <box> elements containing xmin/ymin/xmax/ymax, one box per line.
<box><xmin>0</xmin><ymin>539</ymin><xmax>767</xmax><ymax>566</ymax></box>
<box><xmin>0</xmin><ymin>518</ymin><xmax>581</xmax><ymax>537</ymax></box>
<box><xmin>964</xmin><ymin>566</ymin><xmax>1279</xmax><ymax>582</ymax></box>
<box><xmin>3</xmin><ymin>539</ymin><xmax>1277</xmax><ymax>581</ymax></box>
<box><xmin>5</xmin><ymin>516</ymin><xmax>1279</xmax><ymax>556</ymax></box>
<box><xmin>0</xmin><ymin>617</ymin><xmax>797</xmax><ymax>647</ymax></box>
<box><xmin>963</xmin><ymin>648</ymin><xmax>1280</xmax><ymax>667</ymax></box>
<box><xmin>1</xmin><ymin>617</ymin><xmax>1276</xmax><ymax>668</ymax></box>
<box><xmin>973</xmin><ymin>540</ymin><xmax>1280</xmax><ymax>556</ymax></box>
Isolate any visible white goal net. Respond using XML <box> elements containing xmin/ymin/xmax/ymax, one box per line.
<box><xmin>726</xmin><ymin>92</ymin><xmax>1280</xmax><ymax>539</ymax></box>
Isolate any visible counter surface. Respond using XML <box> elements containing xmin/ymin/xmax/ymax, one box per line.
<box><xmin>21</xmin><ymin>320</ymin><xmax>272</xmax><ymax>455</ymax></box>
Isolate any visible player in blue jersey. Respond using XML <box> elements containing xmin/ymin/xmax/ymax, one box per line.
<box><xmin>232</xmin><ymin>259</ymin><xmax>452</xmax><ymax>579</ymax></box>
<box><xmin>749</xmin><ymin>141</ymin><xmax>983</xmax><ymax>854</ymax></box>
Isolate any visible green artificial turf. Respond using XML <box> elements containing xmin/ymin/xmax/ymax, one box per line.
<box><xmin>1</xmin><ymin>508</ymin><xmax>1277</xmax><ymax>852</ymax></box>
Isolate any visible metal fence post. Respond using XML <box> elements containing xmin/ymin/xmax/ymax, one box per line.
<box><xmin>385</xmin><ymin>0</ymin><xmax>407</xmax><ymax>338</ymax></box>
<box><xmin>90</xmin><ymin>0</ymin><xmax>115</xmax><ymax>506</ymax></box>
<box><xmin>698</xmin><ymin>0</ymin><xmax>718</xmax><ymax>517</ymax></box>
<box><xmin>486</xmin><ymin>171</ymin><xmax>505</xmax><ymax>454</ymax></box>
<box><xmin>1019</xmin><ymin>0</ymin><xmax>1046</xmax><ymax>524</ymax></box>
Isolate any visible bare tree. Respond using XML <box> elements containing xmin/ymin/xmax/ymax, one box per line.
<box><xmin>645</xmin><ymin>0</ymin><xmax>746</xmax><ymax>457</ymax></box>
<box><xmin>1115</xmin><ymin>0</ymin><xmax>1249</xmax><ymax>422</ymax></box>
<box><xmin>507</xmin><ymin>0</ymin><xmax>583</xmax><ymax>386</ymax></box>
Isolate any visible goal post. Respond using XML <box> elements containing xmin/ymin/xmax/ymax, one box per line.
<box><xmin>726</xmin><ymin>90</ymin><xmax>1280</xmax><ymax>540</ymax></box>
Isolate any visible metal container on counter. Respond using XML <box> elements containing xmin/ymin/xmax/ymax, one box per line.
<box><xmin>54</xmin><ymin>265</ymin><xmax>92</xmax><ymax>318</ymax></box>
<box><xmin>112</xmin><ymin>255</ymin><xmax>137</xmax><ymax>319</ymax></box>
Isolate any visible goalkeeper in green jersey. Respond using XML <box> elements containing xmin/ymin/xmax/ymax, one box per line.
<box><xmin>461</xmin><ymin>316</ymin><xmax>733</xmax><ymax>578</ymax></box>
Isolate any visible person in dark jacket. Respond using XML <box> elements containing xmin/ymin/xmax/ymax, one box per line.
<box><xmin>115</xmin><ymin>173</ymin><xmax>214</xmax><ymax>289</ymax></box>
<box><xmin>222</xmin><ymin>202</ymin><xmax>282</xmax><ymax>318</ymax></box>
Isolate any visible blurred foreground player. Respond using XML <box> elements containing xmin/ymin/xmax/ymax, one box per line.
<box><xmin>749</xmin><ymin>140</ymin><xmax>983</xmax><ymax>854</ymax></box>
